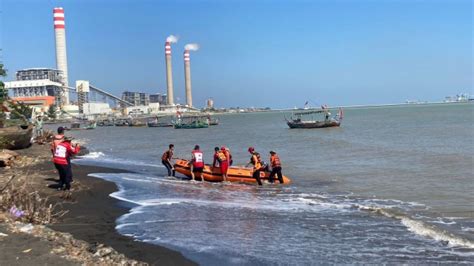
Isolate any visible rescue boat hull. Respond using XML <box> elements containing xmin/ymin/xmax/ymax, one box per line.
<box><xmin>173</xmin><ymin>159</ymin><xmax>291</xmax><ymax>185</ymax></box>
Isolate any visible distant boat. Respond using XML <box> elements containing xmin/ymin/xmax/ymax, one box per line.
<box><xmin>114</xmin><ymin>119</ymin><xmax>129</xmax><ymax>126</ymax></box>
<box><xmin>128</xmin><ymin>119</ymin><xmax>147</xmax><ymax>127</ymax></box>
<box><xmin>0</xmin><ymin>125</ymin><xmax>33</xmax><ymax>150</ymax></box>
<box><xmin>208</xmin><ymin>117</ymin><xmax>219</xmax><ymax>126</ymax></box>
<box><xmin>147</xmin><ymin>117</ymin><xmax>173</xmax><ymax>128</ymax></box>
<box><xmin>173</xmin><ymin>114</ymin><xmax>210</xmax><ymax>129</ymax></box>
<box><xmin>174</xmin><ymin>119</ymin><xmax>209</xmax><ymax>129</ymax></box>
<box><xmin>70</xmin><ymin>121</ymin><xmax>97</xmax><ymax>130</ymax></box>
<box><xmin>97</xmin><ymin>120</ymin><xmax>115</xmax><ymax>126</ymax></box>
<box><xmin>286</xmin><ymin>108</ymin><xmax>343</xmax><ymax>129</ymax></box>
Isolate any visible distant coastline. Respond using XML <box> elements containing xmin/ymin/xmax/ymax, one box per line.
<box><xmin>211</xmin><ymin>100</ymin><xmax>473</xmax><ymax>114</ymax></box>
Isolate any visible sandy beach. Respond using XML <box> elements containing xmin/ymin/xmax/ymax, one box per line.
<box><xmin>0</xmin><ymin>143</ymin><xmax>195</xmax><ymax>265</ymax></box>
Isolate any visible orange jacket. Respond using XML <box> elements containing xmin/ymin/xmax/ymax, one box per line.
<box><xmin>270</xmin><ymin>154</ymin><xmax>281</xmax><ymax>168</ymax></box>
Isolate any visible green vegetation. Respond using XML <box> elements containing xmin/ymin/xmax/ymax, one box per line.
<box><xmin>47</xmin><ymin>105</ymin><xmax>57</xmax><ymax>120</ymax></box>
<box><xmin>10</xmin><ymin>101</ymin><xmax>33</xmax><ymax>120</ymax></box>
<box><xmin>0</xmin><ymin>63</ymin><xmax>8</xmax><ymax>128</ymax></box>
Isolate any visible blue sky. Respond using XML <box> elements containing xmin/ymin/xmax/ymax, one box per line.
<box><xmin>1</xmin><ymin>0</ymin><xmax>472</xmax><ymax>108</ymax></box>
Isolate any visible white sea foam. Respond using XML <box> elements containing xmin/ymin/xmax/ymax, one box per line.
<box><xmin>77</xmin><ymin>151</ymin><xmax>105</xmax><ymax>159</ymax></box>
<box><xmin>90</xmin><ymin>172</ymin><xmax>474</xmax><ymax>251</ymax></box>
<box><xmin>356</xmin><ymin>205</ymin><xmax>474</xmax><ymax>249</ymax></box>
<box><xmin>75</xmin><ymin>155</ymin><xmax>164</xmax><ymax>169</ymax></box>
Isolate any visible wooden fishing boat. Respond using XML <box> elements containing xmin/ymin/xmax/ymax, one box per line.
<box><xmin>129</xmin><ymin>119</ymin><xmax>147</xmax><ymax>127</ymax></box>
<box><xmin>173</xmin><ymin>159</ymin><xmax>291</xmax><ymax>184</ymax></box>
<box><xmin>148</xmin><ymin>122</ymin><xmax>173</xmax><ymax>127</ymax></box>
<box><xmin>208</xmin><ymin>117</ymin><xmax>219</xmax><ymax>126</ymax></box>
<box><xmin>0</xmin><ymin>125</ymin><xmax>33</xmax><ymax>150</ymax></box>
<box><xmin>70</xmin><ymin>121</ymin><xmax>97</xmax><ymax>130</ymax></box>
<box><xmin>173</xmin><ymin>120</ymin><xmax>209</xmax><ymax>129</ymax></box>
<box><xmin>286</xmin><ymin>108</ymin><xmax>343</xmax><ymax>129</ymax></box>
<box><xmin>147</xmin><ymin>117</ymin><xmax>173</xmax><ymax>127</ymax></box>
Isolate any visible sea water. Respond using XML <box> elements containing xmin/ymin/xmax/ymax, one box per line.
<box><xmin>69</xmin><ymin>103</ymin><xmax>474</xmax><ymax>264</ymax></box>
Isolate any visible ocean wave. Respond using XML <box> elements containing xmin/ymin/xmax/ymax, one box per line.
<box><xmin>355</xmin><ymin>205</ymin><xmax>474</xmax><ymax>249</ymax></box>
<box><xmin>74</xmin><ymin>155</ymin><xmax>164</xmax><ymax>169</ymax></box>
<box><xmin>77</xmin><ymin>151</ymin><xmax>105</xmax><ymax>159</ymax></box>
<box><xmin>90</xmin><ymin>172</ymin><xmax>474</xmax><ymax>250</ymax></box>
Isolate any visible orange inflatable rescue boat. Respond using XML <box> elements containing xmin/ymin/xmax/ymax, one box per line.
<box><xmin>173</xmin><ymin>159</ymin><xmax>291</xmax><ymax>184</ymax></box>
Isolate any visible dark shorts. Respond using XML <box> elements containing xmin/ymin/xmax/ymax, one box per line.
<box><xmin>192</xmin><ymin>167</ymin><xmax>204</xmax><ymax>173</ymax></box>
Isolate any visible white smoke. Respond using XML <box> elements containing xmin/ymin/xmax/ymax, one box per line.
<box><xmin>166</xmin><ymin>35</ymin><xmax>178</xmax><ymax>43</ymax></box>
<box><xmin>185</xmin><ymin>43</ymin><xmax>200</xmax><ymax>51</ymax></box>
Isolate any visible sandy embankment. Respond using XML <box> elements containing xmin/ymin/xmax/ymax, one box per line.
<box><xmin>0</xmin><ymin>144</ymin><xmax>195</xmax><ymax>265</ymax></box>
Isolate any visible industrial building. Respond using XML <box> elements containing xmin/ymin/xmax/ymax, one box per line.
<box><xmin>122</xmin><ymin>91</ymin><xmax>151</xmax><ymax>106</ymax></box>
<box><xmin>149</xmin><ymin>93</ymin><xmax>167</xmax><ymax>105</ymax></box>
<box><xmin>5</xmin><ymin>68</ymin><xmax>66</xmax><ymax>109</ymax></box>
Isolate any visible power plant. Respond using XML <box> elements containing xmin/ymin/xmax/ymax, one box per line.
<box><xmin>53</xmin><ymin>7</ymin><xmax>69</xmax><ymax>105</ymax></box>
<box><xmin>5</xmin><ymin>8</ymin><xmax>209</xmax><ymax>119</ymax></box>
<box><xmin>164</xmin><ymin>36</ymin><xmax>177</xmax><ymax>106</ymax></box>
<box><xmin>183</xmin><ymin>49</ymin><xmax>192</xmax><ymax>107</ymax></box>
<box><xmin>184</xmin><ymin>43</ymin><xmax>199</xmax><ymax>108</ymax></box>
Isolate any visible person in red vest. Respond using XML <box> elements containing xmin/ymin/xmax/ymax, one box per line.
<box><xmin>269</xmin><ymin>151</ymin><xmax>284</xmax><ymax>183</ymax></box>
<box><xmin>190</xmin><ymin>145</ymin><xmax>204</xmax><ymax>181</ymax></box>
<box><xmin>53</xmin><ymin>137</ymin><xmax>80</xmax><ymax>192</ymax></box>
<box><xmin>213</xmin><ymin>147</ymin><xmax>228</xmax><ymax>182</ymax></box>
<box><xmin>51</xmin><ymin>126</ymin><xmax>65</xmax><ymax>154</ymax></box>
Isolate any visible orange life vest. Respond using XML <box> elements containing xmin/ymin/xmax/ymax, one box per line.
<box><xmin>250</xmin><ymin>152</ymin><xmax>262</xmax><ymax>169</ymax></box>
<box><xmin>216</xmin><ymin>151</ymin><xmax>227</xmax><ymax>162</ymax></box>
<box><xmin>271</xmin><ymin>154</ymin><xmax>281</xmax><ymax>167</ymax></box>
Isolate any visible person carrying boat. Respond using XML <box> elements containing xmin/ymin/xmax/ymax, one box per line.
<box><xmin>268</xmin><ymin>151</ymin><xmax>284</xmax><ymax>184</ymax></box>
<box><xmin>190</xmin><ymin>145</ymin><xmax>204</xmax><ymax>181</ymax></box>
<box><xmin>223</xmin><ymin>146</ymin><xmax>233</xmax><ymax>166</ymax></box>
<box><xmin>161</xmin><ymin>144</ymin><xmax>175</xmax><ymax>176</ymax></box>
<box><xmin>213</xmin><ymin>147</ymin><xmax>228</xmax><ymax>182</ymax></box>
<box><xmin>53</xmin><ymin>136</ymin><xmax>80</xmax><ymax>195</ymax></box>
<box><xmin>246</xmin><ymin>147</ymin><xmax>263</xmax><ymax>186</ymax></box>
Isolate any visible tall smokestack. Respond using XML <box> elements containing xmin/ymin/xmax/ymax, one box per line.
<box><xmin>165</xmin><ymin>35</ymin><xmax>178</xmax><ymax>105</ymax></box>
<box><xmin>183</xmin><ymin>50</ymin><xmax>192</xmax><ymax>107</ymax></box>
<box><xmin>183</xmin><ymin>43</ymin><xmax>199</xmax><ymax>108</ymax></box>
<box><xmin>53</xmin><ymin>7</ymin><xmax>69</xmax><ymax>105</ymax></box>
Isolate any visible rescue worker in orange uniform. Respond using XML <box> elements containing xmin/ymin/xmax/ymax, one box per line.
<box><xmin>53</xmin><ymin>137</ymin><xmax>80</xmax><ymax>192</ymax></box>
<box><xmin>190</xmin><ymin>145</ymin><xmax>204</xmax><ymax>181</ymax></box>
<box><xmin>246</xmin><ymin>147</ymin><xmax>263</xmax><ymax>186</ymax></box>
<box><xmin>161</xmin><ymin>144</ymin><xmax>175</xmax><ymax>176</ymax></box>
<box><xmin>222</xmin><ymin>146</ymin><xmax>233</xmax><ymax>166</ymax></box>
<box><xmin>213</xmin><ymin>147</ymin><xmax>228</xmax><ymax>182</ymax></box>
<box><xmin>269</xmin><ymin>151</ymin><xmax>284</xmax><ymax>183</ymax></box>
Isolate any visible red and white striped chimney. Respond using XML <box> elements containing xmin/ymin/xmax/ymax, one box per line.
<box><xmin>53</xmin><ymin>7</ymin><xmax>69</xmax><ymax>105</ymax></box>
<box><xmin>165</xmin><ymin>41</ymin><xmax>174</xmax><ymax>105</ymax></box>
<box><xmin>184</xmin><ymin>50</ymin><xmax>192</xmax><ymax>107</ymax></box>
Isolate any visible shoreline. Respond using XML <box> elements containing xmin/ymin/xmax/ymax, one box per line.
<box><xmin>0</xmin><ymin>144</ymin><xmax>196</xmax><ymax>265</ymax></box>
<box><xmin>49</xmin><ymin>163</ymin><xmax>196</xmax><ymax>265</ymax></box>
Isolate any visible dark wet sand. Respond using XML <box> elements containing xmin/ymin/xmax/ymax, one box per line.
<box><xmin>45</xmin><ymin>163</ymin><xmax>196</xmax><ymax>265</ymax></box>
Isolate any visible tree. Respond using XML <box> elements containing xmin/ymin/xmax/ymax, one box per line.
<box><xmin>0</xmin><ymin>63</ymin><xmax>8</xmax><ymax>128</ymax></box>
<box><xmin>10</xmin><ymin>101</ymin><xmax>33</xmax><ymax>120</ymax></box>
<box><xmin>47</xmin><ymin>105</ymin><xmax>57</xmax><ymax>120</ymax></box>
